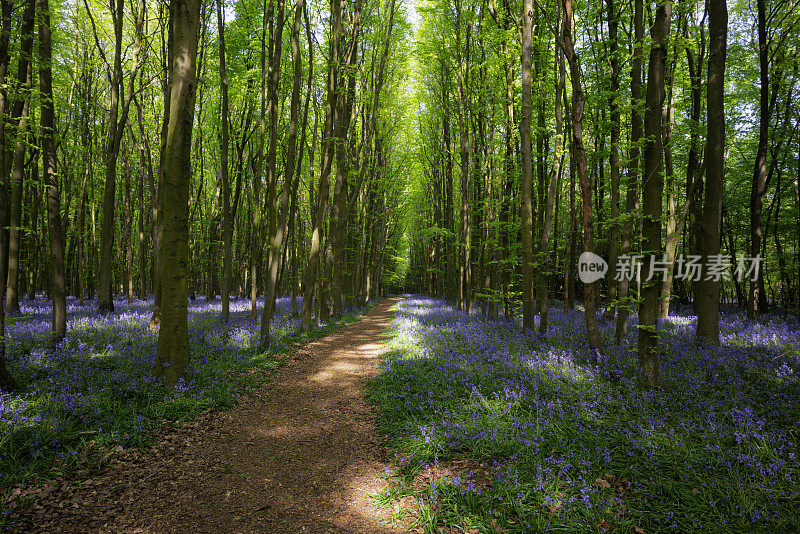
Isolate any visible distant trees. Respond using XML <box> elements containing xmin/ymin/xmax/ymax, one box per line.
<box><xmin>0</xmin><ymin>0</ymin><xmax>795</xmax><ymax>392</ymax></box>
<box><xmin>406</xmin><ymin>0</ymin><xmax>791</xmax><ymax>388</ymax></box>
<box><xmin>0</xmin><ymin>0</ymin><xmax>412</xmax><ymax>389</ymax></box>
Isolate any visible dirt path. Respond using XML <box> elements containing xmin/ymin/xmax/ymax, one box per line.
<box><xmin>6</xmin><ymin>298</ymin><xmax>405</xmax><ymax>533</ymax></box>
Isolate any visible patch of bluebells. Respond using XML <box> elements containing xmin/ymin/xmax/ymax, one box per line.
<box><xmin>0</xmin><ymin>294</ymin><xmax>308</xmax><ymax>488</ymax></box>
<box><xmin>373</xmin><ymin>296</ymin><xmax>800</xmax><ymax>531</ymax></box>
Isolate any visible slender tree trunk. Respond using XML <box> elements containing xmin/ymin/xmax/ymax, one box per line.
<box><xmin>455</xmin><ymin>0</ymin><xmax>471</xmax><ymax>314</ymax></box>
<box><xmin>602</xmin><ymin>0</ymin><xmax>620</xmax><ymax>321</ymax></box>
<box><xmin>28</xmin><ymin>160</ymin><xmax>41</xmax><ymax>301</ymax></box>
<box><xmin>638</xmin><ymin>0</ymin><xmax>671</xmax><ymax>387</ymax></box>
<box><xmin>694</xmin><ymin>0</ymin><xmax>727</xmax><ymax>343</ymax></box>
<box><xmin>563</xmin><ymin>0</ymin><xmax>602</xmax><ymax>356</ymax></box>
<box><xmin>0</xmin><ymin>0</ymin><xmax>15</xmax><ymax>391</ymax></box>
<box><xmin>301</xmin><ymin>0</ymin><xmax>341</xmax><ymax>330</ymax></box>
<box><xmin>264</xmin><ymin>0</ymin><xmax>288</xmax><ymax>314</ymax></box>
<box><xmin>39</xmin><ymin>0</ymin><xmax>66</xmax><ymax>342</ymax></box>
<box><xmin>658</xmin><ymin>23</ymin><xmax>681</xmax><ymax>318</ymax></box>
<box><xmin>329</xmin><ymin>6</ymin><xmax>361</xmax><ymax>318</ymax></box>
<box><xmin>215</xmin><ymin>0</ymin><xmax>232</xmax><ymax>322</ymax></box>
<box><xmin>155</xmin><ymin>0</ymin><xmax>200</xmax><ymax>388</ymax></box>
<box><xmin>520</xmin><ymin>0</ymin><xmax>535</xmax><ymax>330</ymax></box>
<box><xmin>538</xmin><ymin>15</ymin><xmax>564</xmax><ymax>334</ymax></box>
<box><xmin>97</xmin><ymin>0</ymin><xmax>141</xmax><ymax>314</ymax></box>
<box><xmin>5</xmin><ymin>0</ymin><xmax>34</xmax><ymax>316</ymax></box>
<box><xmin>748</xmin><ymin>0</ymin><xmax>769</xmax><ymax>319</ymax></box>
<box><xmin>563</xmin><ymin>82</ymin><xmax>576</xmax><ymax>312</ymax></box>
<box><xmin>615</xmin><ymin>0</ymin><xmax>642</xmax><ymax>344</ymax></box>
<box><xmin>123</xmin><ymin>145</ymin><xmax>133</xmax><ymax>302</ymax></box>
<box><xmin>149</xmin><ymin>19</ymin><xmax>169</xmax><ymax>329</ymax></box>
<box><xmin>443</xmin><ymin>92</ymin><xmax>456</xmax><ymax>306</ymax></box>
<box><xmin>134</xmin><ymin>116</ymin><xmax>148</xmax><ymax>300</ymax></box>
<box><xmin>262</xmin><ymin>0</ymin><xmax>303</xmax><ymax>346</ymax></box>
<box><xmin>249</xmin><ymin>0</ymin><xmax>267</xmax><ymax>319</ymax></box>
<box><xmin>795</xmin><ymin>134</ymin><xmax>800</xmax><ymax>313</ymax></box>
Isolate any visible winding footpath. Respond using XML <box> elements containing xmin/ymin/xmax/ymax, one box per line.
<box><xmin>7</xmin><ymin>298</ymin><xmax>405</xmax><ymax>533</ymax></box>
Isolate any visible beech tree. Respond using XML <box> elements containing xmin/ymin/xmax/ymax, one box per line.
<box><xmin>155</xmin><ymin>0</ymin><xmax>201</xmax><ymax>388</ymax></box>
<box><xmin>695</xmin><ymin>0</ymin><xmax>728</xmax><ymax>345</ymax></box>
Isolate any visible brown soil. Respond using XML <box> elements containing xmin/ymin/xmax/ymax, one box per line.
<box><xmin>5</xmin><ymin>298</ymin><xmax>408</xmax><ymax>533</ymax></box>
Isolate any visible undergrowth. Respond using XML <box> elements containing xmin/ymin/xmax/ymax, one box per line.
<box><xmin>369</xmin><ymin>297</ymin><xmax>800</xmax><ymax>533</ymax></box>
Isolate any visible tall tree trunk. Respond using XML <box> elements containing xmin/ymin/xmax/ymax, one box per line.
<box><xmin>149</xmin><ymin>8</ymin><xmax>168</xmax><ymax>329</ymax></box>
<box><xmin>564</xmin><ymin>0</ymin><xmax>602</xmax><ymax>357</ymax></box>
<box><xmin>443</xmin><ymin>89</ymin><xmax>456</xmax><ymax>306</ymax></box>
<box><xmin>0</xmin><ymin>0</ymin><xmax>15</xmax><ymax>391</ymax></box>
<box><xmin>28</xmin><ymin>159</ymin><xmax>41</xmax><ymax>301</ymax></box>
<box><xmin>456</xmin><ymin>0</ymin><xmax>471</xmax><ymax>314</ymax></box>
<box><xmin>329</xmin><ymin>5</ymin><xmax>361</xmax><ymax>318</ymax></box>
<box><xmin>638</xmin><ymin>0</ymin><xmax>671</xmax><ymax>388</ymax></box>
<box><xmin>155</xmin><ymin>0</ymin><xmax>200</xmax><ymax>388</ymax></box>
<box><xmin>96</xmin><ymin>0</ymin><xmax>142</xmax><ymax>313</ymax></box>
<box><xmin>795</xmin><ymin>134</ymin><xmax>800</xmax><ymax>313</ymax></box>
<box><xmin>695</xmin><ymin>0</ymin><xmax>727</xmax><ymax>344</ymax></box>
<box><xmin>39</xmin><ymin>0</ymin><xmax>66</xmax><ymax>342</ymax></box>
<box><xmin>301</xmin><ymin>0</ymin><xmax>341</xmax><ymax>331</ymax></box>
<box><xmin>264</xmin><ymin>0</ymin><xmax>287</xmax><ymax>316</ymax></box>
<box><xmin>250</xmin><ymin>0</ymin><xmax>269</xmax><ymax>320</ymax></box>
<box><xmin>216</xmin><ymin>0</ymin><xmax>232</xmax><ymax>322</ymax></box>
<box><xmin>538</xmin><ymin>14</ymin><xmax>564</xmax><ymax>334</ymax></box>
<box><xmin>520</xmin><ymin>0</ymin><xmax>535</xmax><ymax>331</ymax></box>
<box><xmin>615</xmin><ymin>0</ymin><xmax>642</xmax><ymax>344</ymax></box>
<box><xmin>748</xmin><ymin>0</ymin><xmax>769</xmax><ymax>319</ymax></box>
<box><xmin>262</xmin><ymin>0</ymin><xmax>303</xmax><ymax>346</ymax></box>
<box><xmin>658</xmin><ymin>18</ymin><xmax>682</xmax><ymax>318</ymax></box>
<box><xmin>563</xmin><ymin>85</ymin><xmax>576</xmax><ymax>312</ymax></box>
<box><xmin>123</xmin><ymin>144</ymin><xmax>133</xmax><ymax>302</ymax></box>
<box><xmin>5</xmin><ymin>0</ymin><xmax>35</xmax><ymax>316</ymax></box>
<box><xmin>602</xmin><ymin>0</ymin><xmax>620</xmax><ymax>322</ymax></box>
<box><xmin>133</xmin><ymin>108</ymin><xmax>149</xmax><ymax>300</ymax></box>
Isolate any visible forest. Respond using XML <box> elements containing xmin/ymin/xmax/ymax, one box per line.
<box><xmin>0</xmin><ymin>0</ymin><xmax>799</xmax><ymax>530</ymax></box>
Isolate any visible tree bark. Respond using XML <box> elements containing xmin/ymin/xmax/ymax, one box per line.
<box><xmin>456</xmin><ymin>0</ymin><xmax>471</xmax><ymax>314</ymax></box>
<box><xmin>123</xmin><ymin>144</ymin><xmax>133</xmax><ymax>302</ymax></box>
<box><xmin>149</xmin><ymin>7</ymin><xmax>169</xmax><ymax>329</ymax></box>
<box><xmin>638</xmin><ymin>0</ymin><xmax>671</xmax><ymax>388</ymax></box>
<box><xmin>520</xmin><ymin>0</ymin><xmax>535</xmax><ymax>331</ymax></box>
<box><xmin>694</xmin><ymin>0</ymin><xmax>727</xmax><ymax>344</ymax></box>
<box><xmin>328</xmin><ymin>4</ymin><xmax>361</xmax><ymax>318</ymax></box>
<box><xmin>39</xmin><ymin>0</ymin><xmax>66</xmax><ymax>342</ymax></box>
<box><xmin>5</xmin><ymin>0</ymin><xmax>35</xmax><ymax>316</ymax></box>
<box><xmin>748</xmin><ymin>0</ymin><xmax>769</xmax><ymax>319</ymax></box>
<box><xmin>615</xmin><ymin>0</ymin><xmax>642</xmax><ymax>344</ymax></box>
<box><xmin>0</xmin><ymin>0</ymin><xmax>15</xmax><ymax>391</ymax></box>
<box><xmin>262</xmin><ymin>0</ymin><xmax>303</xmax><ymax>346</ymax></box>
<box><xmin>155</xmin><ymin>0</ymin><xmax>200</xmax><ymax>389</ymax></box>
<box><xmin>216</xmin><ymin>0</ymin><xmax>232</xmax><ymax>322</ymax></box>
<box><xmin>563</xmin><ymin>0</ymin><xmax>602</xmax><ymax>357</ymax></box>
<box><xmin>538</xmin><ymin>14</ymin><xmax>564</xmax><ymax>334</ymax></box>
<box><xmin>301</xmin><ymin>0</ymin><xmax>341</xmax><ymax>330</ymax></box>
<box><xmin>95</xmin><ymin>0</ymin><xmax>142</xmax><ymax>313</ymax></box>
<box><xmin>601</xmin><ymin>0</ymin><xmax>621</xmax><ymax>323</ymax></box>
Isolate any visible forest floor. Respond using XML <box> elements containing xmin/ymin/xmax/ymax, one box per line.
<box><xmin>4</xmin><ymin>298</ymin><xmax>409</xmax><ymax>533</ymax></box>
